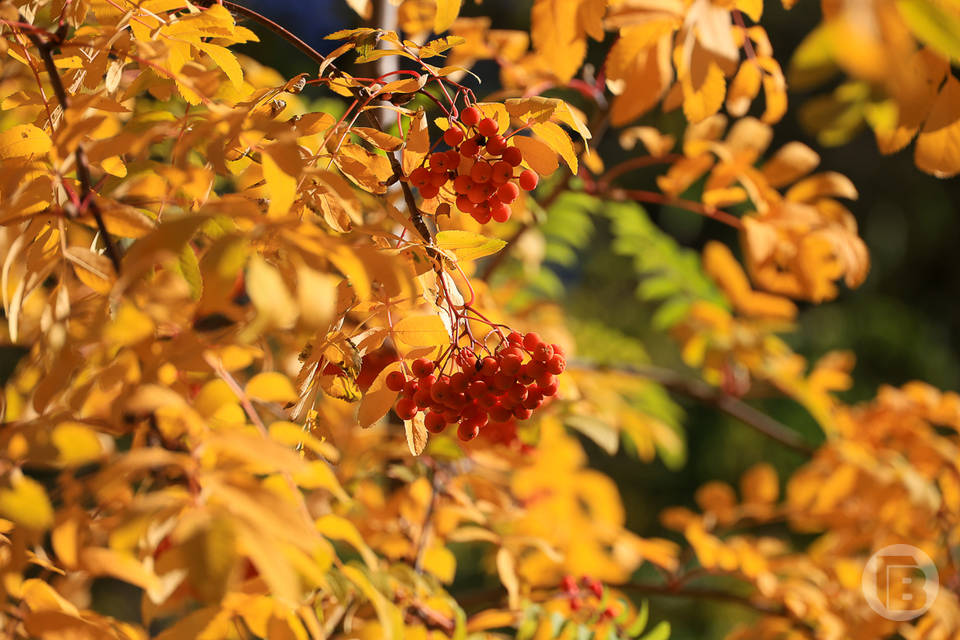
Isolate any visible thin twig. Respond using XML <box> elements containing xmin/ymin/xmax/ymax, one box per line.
<box><xmin>573</xmin><ymin>362</ymin><xmax>814</xmax><ymax>455</ymax></box>
<box><xmin>23</xmin><ymin>24</ymin><xmax>122</xmax><ymax>273</ymax></box>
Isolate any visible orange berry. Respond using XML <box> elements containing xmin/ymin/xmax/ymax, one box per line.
<box><xmin>460</xmin><ymin>106</ymin><xmax>481</xmax><ymax>126</ymax></box>
<box><xmin>385</xmin><ymin>371</ymin><xmax>406</xmax><ymax>391</ymax></box>
<box><xmin>497</xmin><ymin>181</ymin><xmax>520</xmax><ymax>203</ymax></box>
<box><xmin>395</xmin><ymin>397</ymin><xmax>417</xmax><ymax>420</ymax></box>
<box><xmin>502</xmin><ymin>146</ymin><xmax>522</xmax><ymax>166</ymax></box>
<box><xmin>478</xmin><ymin>117</ymin><xmax>498</xmax><ymax>137</ymax></box>
<box><xmin>491</xmin><ymin>200</ymin><xmax>511</xmax><ymax>222</ymax></box>
<box><xmin>471</xmin><ymin>161</ymin><xmax>493</xmax><ymax>183</ymax></box>
<box><xmin>443</xmin><ymin>127</ymin><xmax>464</xmax><ymax>146</ymax></box>
<box><xmin>518</xmin><ymin>169</ymin><xmax>539</xmax><ymax>191</ymax></box>
<box><xmin>486</xmin><ymin>135</ymin><xmax>507</xmax><ymax>155</ymax></box>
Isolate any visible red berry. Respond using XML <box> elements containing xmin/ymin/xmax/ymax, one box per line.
<box><xmin>430</xmin><ymin>152</ymin><xmax>449</xmax><ymax>170</ymax></box>
<box><xmin>450</xmin><ymin>372</ymin><xmax>469</xmax><ymax>393</ymax></box>
<box><xmin>471</xmin><ymin>161</ymin><xmax>493</xmax><ymax>183</ymax></box>
<box><xmin>385</xmin><ymin>371</ymin><xmax>406</xmax><ymax>392</ymax></box>
<box><xmin>477</xmin><ymin>117</ymin><xmax>499</xmax><ymax>137</ymax></box>
<box><xmin>461</xmin><ymin>106</ymin><xmax>481</xmax><ymax>127</ymax></box>
<box><xmin>456</xmin><ymin>195</ymin><xmax>475</xmax><ymax>214</ymax></box>
<box><xmin>419</xmin><ymin>185</ymin><xmax>439</xmax><ymax>199</ymax></box>
<box><xmin>395</xmin><ymin>397</ymin><xmax>417</xmax><ymax>420</ymax></box>
<box><xmin>480</xmin><ymin>356</ymin><xmax>499</xmax><ymax>376</ymax></box>
<box><xmin>493</xmin><ymin>372</ymin><xmax>514</xmax><ymax>391</ymax></box>
<box><xmin>561</xmin><ymin>575</ymin><xmax>577</xmax><ymax>593</ymax></box>
<box><xmin>497</xmin><ymin>181</ymin><xmax>520</xmax><ymax>203</ymax></box>
<box><xmin>430</xmin><ymin>379</ymin><xmax>451</xmax><ymax>403</ymax></box>
<box><xmin>507</xmin><ymin>331</ymin><xmax>523</xmax><ymax>345</ymax></box>
<box><xmin>409</xmin><ymin>166</ymin><xmax>431</xmax><ymax>188</ymax></box>
<box><xmin>443</xmin><ymin>127</ymin><xmax>464</xmax><ymax>147</ymax></box>
<box><xmin>457</xmin><ymin>420</ymin><xmax>481</xmax><ymax>441</ymax></box>
<box><xmin>522</xmin><ymin>390</ymin><xmax>543</xmax><ymax>409</ymax></box>
<box><xmin>486</xmin><ymin>135</ymin><xmax>507</xmax><ymax>155</ymax></box>
<box><xmin>518</xmin><ymin>169</ymin><xmax>539</xmax><ymax>191</ymax></box>
<box><xmin>403</xmin><ymin>379</ymin><xmax>420</xmax><ymax>397</ymax></box>
<box><xmin>453</xmin><ymin>175</ymin><xmax>472</xmax><ymax>194</ymax></box>
<box><xmin>468</xmin><ymin>380</ymin><xmax>488</xmax><ymax>398</ymax></box>
<box><xmin>499</xmin><ymin>353</ymin><xmax>523</xmax><ymax>375</ymax></box>
<box><xmin>570</xmin><ymin>596</ymin><xmax>583</xmax><ymax>611</ymax></box>
<box><xmin>602</xmin><ymin>606</ymin><xmax>617</xmax><ymax>619</ymax></box>
<box><xmin>513</xmin><ymin>405</ymin><xmax>531</xmax><ymax>420</ymax></box>
<box><xmin>522</xmin><ymin>332</ymin><xmax>542</xmax><ymax>351</ymax></box>
<box><xmin>540</xmin><ymin>380</ymin><xmax>559</xmax><ymax>397</ymax></box>
<box><xmin>472</xmin><ymin>208</ymin><xmax>492</xmax><ymax>224</ymax></box>
<box><xmin>424</xmin><ymin>411</ymin><xmax>446</xmax><ymax>433</ymax></box>
<box><xmin>490</xmin><ymin>404</ymin><xmax>513</xmax><ymax>422</ymax></box>
<box><xmin>491</xmin><ymin>160</ymin><xmax>513</xmax><ymax>184</ymax></box>
<box><xmin>458</xmin><ymin>349</ymin><xmax>478</xmax><ymax>370</ymax></box>
<box><xmin>468</xmin><ymin>187</ymin><xmax>488</xmax><ymax>205</ymax></box>
<box><xmin>428</xmin><ymin>170</ymin><xmax>448</xmax><ymax>187</ymax></box>
<box><xmin>502</xmin><ymin>146</ymin><xmax>522</xmax><ymax>166</ymax></box>
<box><xmin>491</xmin><ymin>201</ymin><xmax>511</xmax><ymax>223</ymax></box>
<box><xmin>534</xmin><ymin>343</ymin><xmax>554</xmax><ymax>362</ymax></box>
<box><xmin>460</xmin><ymin>139</ymin><xmax>479</xmax><ymax>156</ymax></box>
<box><xmin>547</xmin><ymin>354</ymin><xmax>565</xmax><ymax>375</ymax></box>
<box><xmin>589</xmin><ymin>580</ymin><xmax>604</xmax><ymax>599</ymax></box>
<box><xmin>412</xmin><ymin>358</ymin><xmax>434</xmax><ymax>378</ymax></box>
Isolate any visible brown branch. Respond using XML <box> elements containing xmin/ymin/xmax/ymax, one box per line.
<box><xmin>573</xmin><ymin>363</ymin><xmax>814</xmax><ymax>455</ymax></box>
<box><xmin>596</xmin><ymin>154</ymin><xmax>683</xmax><ymax>191</ymax></box>
<box><xmin>23</xmin><ymin>24</ymin><xmax>122</xmax><ymax>274</ymax></box>
<box><xmin>606</xmin><ymin>188</ymin><xmax>744</xmax><ymax>229</ymax></box>
<box><xmin>617</xmin><ymin>582</ymin><xmax>786</xmax><ymax>617</ymax></box>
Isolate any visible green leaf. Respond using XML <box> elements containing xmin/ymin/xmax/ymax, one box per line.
<box><xmin>176</xmin><ymin>244</ymin><xmax>203</xmax><ymax>300</ymax></box>
<box><xmin>897</xmin><ymin>0</ymin><xmax>960</xmax><ymax>61</ymax></box>
<box><xmin>638</xmin><ymin>621</ymin><xmax>670</xmax><ymax>640</ymax></box>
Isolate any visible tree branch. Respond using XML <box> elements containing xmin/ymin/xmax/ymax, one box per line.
<box><xmin>23</xmin><ymin>25</ymin><xmax>122</xmax><ymax>274</ymax></box>
<box><xmin>574</xmin><ymin>363</ymin><xmax>814</xmax><ymax>455</ymax></box>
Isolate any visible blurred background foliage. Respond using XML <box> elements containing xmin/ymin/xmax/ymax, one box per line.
<box><xmin>6</xmin><ymin>0</ymin><xmax>956</xmax><ymax>637</ymax></box>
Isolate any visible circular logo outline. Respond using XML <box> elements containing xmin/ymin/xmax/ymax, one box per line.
<box><xmin>861</xmin><ymin>544</ymin><xmax>939</xmax><ymax>621</ymax></box>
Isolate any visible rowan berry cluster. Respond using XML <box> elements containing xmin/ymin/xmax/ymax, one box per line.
<box><xmin>560</xmin><ymin>574</ymin><xmax>616</xmax><ymax>619</ymax></box>
<box><xmin>386</xmin><ymin>331</ymin><xmax>565</xmax><ymax>441</ymax></box>
<box><xmin>407</xmin><ymin>105</ymin><xmax>540</xmax><ymax>224</ymax></box>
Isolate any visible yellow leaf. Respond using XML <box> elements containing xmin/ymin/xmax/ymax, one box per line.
<box><xmin>315</xmin><ymin>514</ymin><xmax>378</xmax><ymax>568</ymax></box>
<box><xmin>198</xmin><ymin>42</ymin><xmax>243</xmax><ymax>87</ymax></box>
<box><xmin>262</xmin><ymin>144</ymin><xmax>300</xmax><ymax>216</ymax></box>
<box><xmin>741</xmin><ymin>463</ymin><xmax>779</xmax><ymax>504</ymax></box>
<box><xmin>246</xmin><ymin>372</ymin><xmax>298</xmax><ymax>403</ymax></box>
<box><xmin>52</xmin><ymin>422</ymin><xmax>104</xmax><ymax>465</ymax></box>
<box><xmin>352</xmin><ymin>127</ymin><xmax>403</xmax><ymax>152</ymax></box>
<box><xmin>467</xmin><ymin>610</ymin><xmax>519</xmax><ymax>633</ymax></box>
<box><xmin>916</xmin><ymin>75</ymin><xmax>960</xmax><ymax>178</ymax></box>
<box><xmin>530</xmin><ymin>0</ymin><xmax>598</xmax><ymax>82</ymax></box>
<box><xmin>104</xmin><ymin>303</ymin><xmax>154</xmax><ymax>346</ymax></box>
<box><xmin>512</xmin><ymin>136</ymin><xmax>559</xmax><ymax>176</ymax></box>
<box><xmin>531</xmin><ymin>121</ymin><xmax>578</xmax><ymax>173</ymax></box>
<box><xmin>434</xmin><ymin>0</ymin><xmax>462</xmax><ymax>33</ymax></box>
<box><xmin>402</xmin><ymin>110</ymin><xmax>429</xmax><ymax>175</ymax></box>
<box><xmin>0</xmin><ymin>125</ymin><xmax>52</xmax><ymax>158</ymax></box>
<box><xmin>405</xmin><ymin>412</ymin><xmax>428</xmax><ymax>456</ymax></box>
<box><xmin>392</xmin><ymin>314</ymin><xmax>450</xmax><ymax>347</ymax></box>
<box><xmin>435</xmin><ymin>230</ymin><xmax>507</xmax><ymax>261</ymax></box>
<box><xmin>247</xmin><ymin>255</ymin><xmax>298</xmax><ymax>329</ymax></box>
<box><xmin>0</xmin><ymin>474</ymin><xmax>54</xmax><ymax>531</ymax></box>
<box><xmin>357</xmin><ymin>361</ymin><xmax>401</xmax><ymax>428</ymax></box>
<box><xmin>681</xmin><ymin>59</ymin><xmax>726</xmax><ymax>123</ymax></box>
<box><xmin>422</xmin><ymin>546</ymin><xmax>456</xmax><ymax>583</ymax></box>
<box><xmin>496</xmin><ymin>548</ymin><xmax>520</xmax><ymax>609</ymax></box>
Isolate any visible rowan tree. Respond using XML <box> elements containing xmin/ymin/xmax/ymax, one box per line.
<box><xmin>0</xmin><ymin>0</ymin><xmax>958</xmax><ymax>638</ymax></box>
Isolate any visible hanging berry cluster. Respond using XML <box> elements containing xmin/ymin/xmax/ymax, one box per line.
<box><xmin>386</xmin><ymin>331</ymin><xmax>565</xmax><ymax>441</ymax></box>
<box><xmin>560</xmin><ymin>575</ymin><xmax>618</xmax><ymax>620</ymax></box>
<box><xmin>407</xmin><ymin>106</ymin><xmax>540</xmax><ymax>224</ymax></box>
